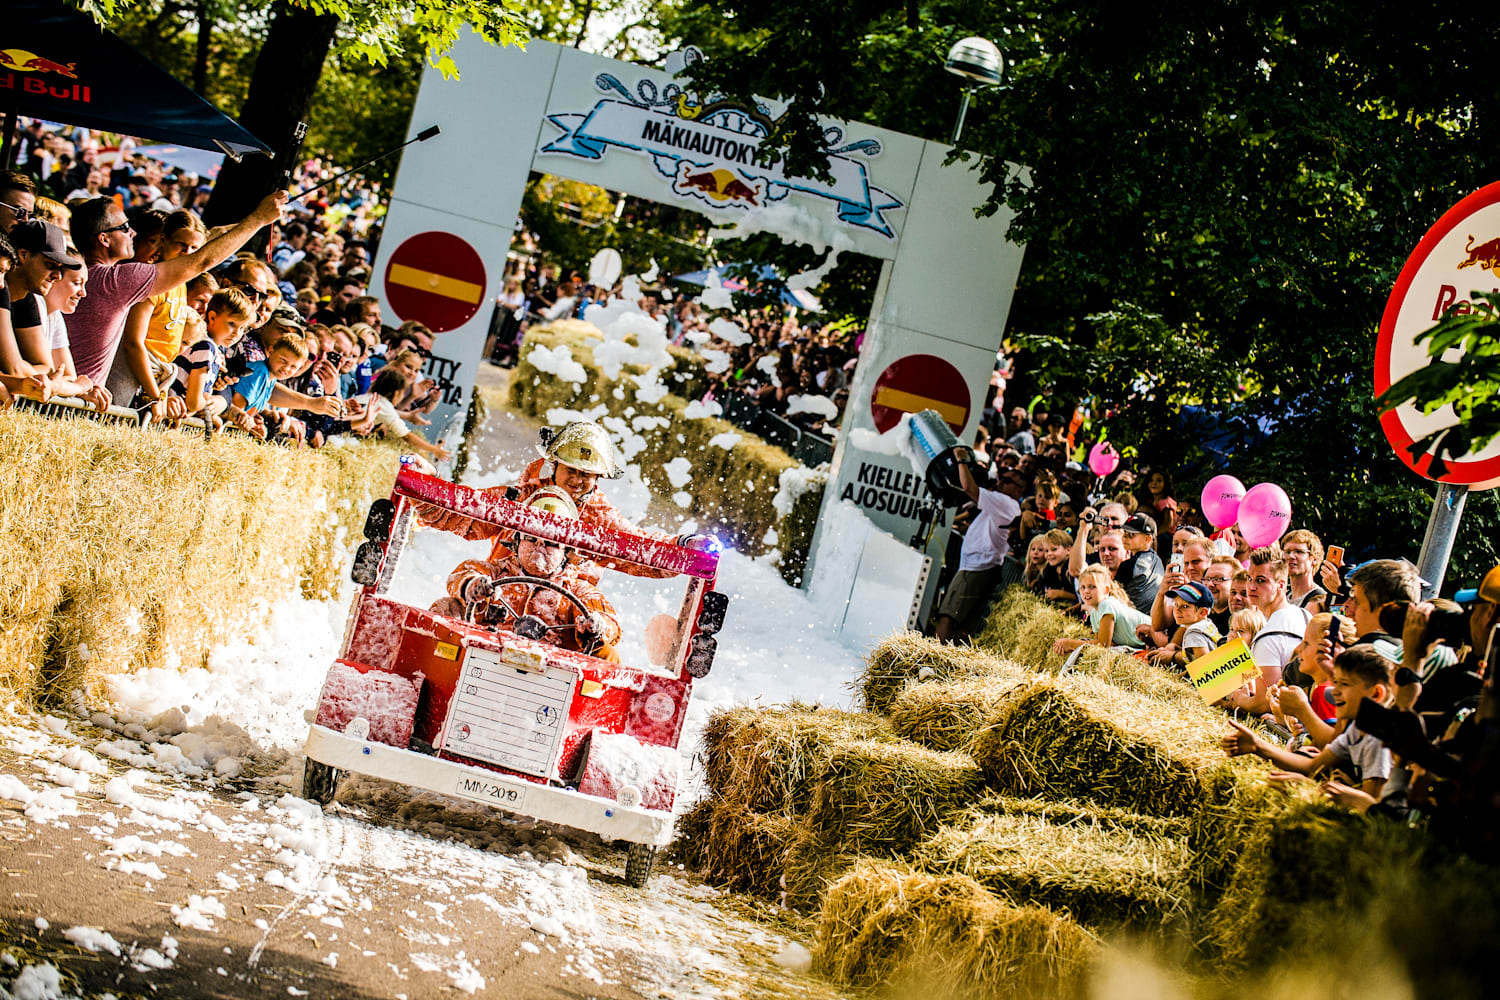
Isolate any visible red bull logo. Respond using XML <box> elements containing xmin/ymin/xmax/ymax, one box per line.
<box><xmin>676</xmin><ymin>167</ymin><xmax>760</xmax><ymax>206</ymax></box>
<box><xmin>0</xmin><ymin>48</ymin><xmax>89</xmax><ymax>104</ymax></box>
<box><xmin>1458</xmin><ymin>233</ymin><xmax>1500</xmax><ymax>274</ymax></box>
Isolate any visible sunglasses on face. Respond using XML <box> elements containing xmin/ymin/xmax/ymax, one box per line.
<box><xmin>101</xmin><ymin>220</ymin><xmax>132</xmax><ymax>234</ymax></box>
<box><xmin>1</xmin><ymin>202</ymin><xmax>31</xmax><ymax>222</ymax></box>
<box><xmin>226</xmin><ymin>279</ymin><xmax>268</xmax><ymax>303</ymax></box>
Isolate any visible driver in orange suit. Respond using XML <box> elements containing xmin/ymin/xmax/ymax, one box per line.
<box><xmin>430</xmin><ymin>486</ymin><xmax>622</xmax><ymax>659</ymax></box>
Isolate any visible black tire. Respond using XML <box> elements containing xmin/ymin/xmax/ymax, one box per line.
<box><xmin>302</xmin><ymin>758</ymin><xmax>342</xmax><ymax>806</ymax></box>
<box><xmin>624</xmin><ymin>842</ymin><xmax>657</xmax><ymax>888</ymax></box>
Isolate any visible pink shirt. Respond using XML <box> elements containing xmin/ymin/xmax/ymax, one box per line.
<box><xmin>67</xmin><ymin>261</ymin><xmax>156</xmax><ymax>383</ymax></box>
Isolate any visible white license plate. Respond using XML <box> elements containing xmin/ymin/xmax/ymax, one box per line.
<box><xmin>451</xmin><ymin>773</ymin><xmax>528</xmax><ymax>810</ymax></box>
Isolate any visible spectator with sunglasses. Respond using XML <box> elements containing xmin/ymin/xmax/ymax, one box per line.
<box><xmin>66</xmin><ymin>190</ymin><xmax>287</xmax><ymax>385</ymax></box>
<box><xmin>0</xmin><ymin>171</ymin><xmax>37</xmax><ymax>237</ymax></box>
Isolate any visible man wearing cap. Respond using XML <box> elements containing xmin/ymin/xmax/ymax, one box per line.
<box><xmin>422</xmin><ymin>421</ymin><xmax>685</xmax><ymax>581</ymax></box>
<box><xmin>1</xmin><ymin>221</ymin><xmax>108</xmax><ymax>412</ymax></box>
<box><xmin>66</xmin><ymin>189</ymin><xmax>287</xmax><ymax>385</ymax></box>
<box><xmin>1116</xmin><ymin>513</ymin><xmax>1165</xmax><ymax>614</ymax></box>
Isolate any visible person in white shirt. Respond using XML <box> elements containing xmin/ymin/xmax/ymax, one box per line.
<box><xmin>1224</xmin><ymin>543</ymin><xmax>1310</xmax><ymax>714</ymax></box>
<box><xmin>934</xmin><ymin>449</ymin><xmax>1025</xmax><ymax>641</ymax></box>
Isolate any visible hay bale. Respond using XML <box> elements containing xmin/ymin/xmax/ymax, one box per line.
<box><xmin>888</xmin><ymin>674</ymin><xmax>1029</xmax><ymax>752</ymax></box>
<box><xmin>667</xmin><ymin>797</ymin><xmax>715</xmax><ymax>870</ymax></box>
<box><xmin>813</xmin><ymin>860</ymin><xmax>1098</xmax><ymax>1000</ymax></box>
<box><xmin>782</xmin><ymin>828</ymin><xmax>861</xmax><ymax>912</ymax></box>
<box><xmin>1205</xmin><ymin>797</ymin><xmax>1421</xmax><ymax>969</ymax></box>
<box><xmin>1066</xmin><ymin>644</ymin><xmax>1201</xmax><ymax>705</ymax></box>
<box><xmin>970</xmin><ymin>674</ymin><xmax>1224</xmax><ymax>817</ymax></box>
<box><xmin>0</xmin><ymin>409</ymin><xmax>399</xmax><ymax>704</ymax></box>
<box><xmin>911</xmin><ymin>796</ymin><xmax>1195</xmax><ymax>930</ymax></box>
<box><xmin>973</xmin><ymin>586</ymin><xmax>1050</xmax><ymax>657</ymax></box>
<box><xmin>807</xmin><ymin>739</ymin><xmax>987</xmax><ymax>855</ymax></box>
<box><xmin>862</xmin><ymin>631</ymin><xmax>1028</xmax><ymax>714</ymax></box>
<box><xmin>701</xmin><ymin>705</ymin><xmax>894</xmax><ymax>815</ymax></box>
<box><xmin>672</xmin><ymin>798</ymin><xmax>799</xmax><ymax>899</ymax></box>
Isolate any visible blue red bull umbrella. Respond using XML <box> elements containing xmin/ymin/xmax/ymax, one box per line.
<box><xmin>0</xmin><ymin>0</ymin><xmax>271</xmax><ymax>165</ymax></box>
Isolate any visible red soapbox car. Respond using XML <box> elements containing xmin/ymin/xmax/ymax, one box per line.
<box><xmin>300</xmin><ymin>462</ymin><xmax>727</xmax><ymax>886</ymax></box>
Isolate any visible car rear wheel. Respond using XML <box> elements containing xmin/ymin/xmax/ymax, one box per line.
<box><xmin>624</xmin><ymin>842</ymin><xmax>657</xmax><ymax>888</ymax></box>
<box><xmin>302</xmin><ymin>758</ymin><xmax>343</xmax><ymax>806</ymax></box>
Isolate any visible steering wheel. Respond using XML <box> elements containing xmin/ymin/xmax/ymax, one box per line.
<box><xmin>465</xmin><ymin>575</ymin><xmax>602</xmax><ymax>652</ymax></box>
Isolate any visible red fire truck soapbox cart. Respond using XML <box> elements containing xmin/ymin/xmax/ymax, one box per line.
<box><xmin>300</xmin><ymin>463</ymin><xmax>726</xmax><ymax>886</ymax></box>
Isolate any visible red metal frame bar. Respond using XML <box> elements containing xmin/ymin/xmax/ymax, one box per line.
<box><xmin>392</xmin><ymin>466</ymin><xmax>720</xmax><ymax>580</ymax></box>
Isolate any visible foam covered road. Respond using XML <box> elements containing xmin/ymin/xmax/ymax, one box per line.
<box><xmin>0</xmin><ymin>365</ymin><xmax>858</xmax><ymax>999</ymax></box>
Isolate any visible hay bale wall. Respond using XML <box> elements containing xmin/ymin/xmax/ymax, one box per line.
<box><xmin>701</xmin><ymin>705</ymin><xmax>894</xmax><ymax>816</ymax></box>
<box><xmin>813</xmin><ymin>860</ymin><xmax>1098</xmax><ymax>1000</ymax></box>
<box><xmin>508</xmin><ymin>324</ymin><xmax>824</xmax><ymax>575</ymax></box>
<box><xmin>970</xmin><ymin>674</ymin><xmax>1224</xmax><ymax>817</ymax></box>
<box><xmin>807</xmin><ymin>740</ymin><xmax>987</xmax><ymax>855</ymax></box>
<box><xmin>911</xmin><ymin>797</ymin><xmax>1195</xmax><ymax>930</ymax></box>
<box><xmin>0</xmin><ymin>409</ymin><xmax>400</xmax><ymax>703</ymax></box>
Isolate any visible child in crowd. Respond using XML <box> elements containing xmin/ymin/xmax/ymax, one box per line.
<box><xmin>1157</xmin><ymin>581</ymin><xmax>1219</xmax><ymax>667</ymax></box>
<box><xmin>1269</xmin><ymin>612</ymin><xmax>1359</xmax><ymax>749</ymax></box>
<box><xmin>1038</xmin><ymin>528</ymin><xmax>1075</xmax><ymax>603</ymax></box>
<box><xmin>1222</xmin><ymin>645</ymin><xmax>1395</xmax><ymax>810</ymax></box>
<box><xmin>1228</xmin><ymin>607</ymin><xmax>1265</xmax><ymax>645</ymax></box>
<box><xmin>227</xmin><ymin>329</ymin><xmax>309</xmax><ymax>440</ymax></box>
<box><xmin>1052</xmin><ymin>564</ymin><xmax>1151</xmax><ymax>655</ymax></box>
<box><xmin>351</xmin><ymin>367</ymin><xmax>451</xmax><ymax>462</ymax></box>
<box><xmin>168</xmin><ymin>288</ymin><xmax>254</xmax><ymax>425</ymax></box>
<box><xmin>183</xmin><ymin>271</ymin><xmax>217</xmax><ymax>317</ymax></box>
<box><xmin>1022</xmin><ymin>536</ymin><xmax>1048</xmax><ymax>591</ymax></box>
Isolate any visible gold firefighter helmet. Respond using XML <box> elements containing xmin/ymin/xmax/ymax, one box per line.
<box><xmin>538</xmin><ymin>421</ymin><xmax>623</xmax><ymax>479</ymax></box>
<box><xmin>523</xmin><ymin>484</ymin><xmax>579</xmax><ymax>520</ymax></box>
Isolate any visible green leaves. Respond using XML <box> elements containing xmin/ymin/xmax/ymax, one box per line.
<box><xmin>1376</xmin><ymin>291</ymin><xmax>1500</xmax><ymax>477</ymax></box>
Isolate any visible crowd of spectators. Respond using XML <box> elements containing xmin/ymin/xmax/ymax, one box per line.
<box><xmin>936</xmin><ymin>399</ymin><xmax>1500</xmax><ymax>858</ymax></box>
<box><xmin>0</xmin><ymin>120</ymin><xmax>449</xmax><ymax>462</ymax></box>
<box><xmin>487</xmin><ymin>259</ymin><xmax>859</xmax><ymax>440</ymax></box>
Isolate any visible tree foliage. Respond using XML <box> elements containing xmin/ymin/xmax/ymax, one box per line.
<box><xmin>1376</xmin><ymin>291</ymin><xmax>1500</xmax><ymax>478</ymax></box>
<box><xmin>667</xmin><ymin>0</ymin><xmax>1500</xmax><ymax>582</ymax></box>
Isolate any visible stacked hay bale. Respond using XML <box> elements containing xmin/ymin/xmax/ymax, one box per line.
<box><xmin>676</xmin><ymin>589</ymin><xmax>1499</xmax><ymax>998</ymax></box>
<box><xmin>814</xmin><ymin>861</ymin><xmax>1098</xmax><ymax>1000</ymax></box>
<box><xmin>0</xmin><ymin>408</ymin><xmax>400</xmax><ymax>704</ymax></box>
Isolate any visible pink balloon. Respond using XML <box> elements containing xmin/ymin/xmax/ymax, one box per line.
<box><xmin>1200</xmin><ymin>474</ymin><xmax>1246</xmax><ymax>529</ymax></box>
<box><xmin>1237</xmin><ymin>482</ymin><xmax>1293</xmax><ymax>548</ymax></box>
<box><xmin>1088</xmin><ymin>442</ymin><xmax>1120</xmax><ymax>477</ymax></box>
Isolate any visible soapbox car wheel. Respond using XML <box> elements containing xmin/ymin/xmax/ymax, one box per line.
<box><xmin>302</xmin><ymin>758</ymin><xmax>343</xmax><ymax>806</ymax></box>
<box><xmin>465</xmin><ymin>576</ymin><xmax>603</xmax><ymax>651</ymax></box>
<box><xmin>625</xmin><ymin>842</ymin><xmax>657</xmax><ymax>888</ymax></box>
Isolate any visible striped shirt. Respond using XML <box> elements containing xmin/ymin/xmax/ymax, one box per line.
<box><xmin>167</xmin><ymin>338</ymin><xmax>226</xmax><ymax>404</ymax></box>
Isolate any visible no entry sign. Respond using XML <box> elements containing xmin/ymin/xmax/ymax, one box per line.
<box><xmin>1376</xmin><ymin>180</ymin><xmax>1500</xmax><ymax>487</ymax></box>
<box><xmin>869</xmin><ymin>354</ymin><xmax>971</xmax><ymax>434</ymax></box>
<box><xmin>383</xmin><ymin>231</ymin><xmax>487</xmax><ymax>333</ymax></box>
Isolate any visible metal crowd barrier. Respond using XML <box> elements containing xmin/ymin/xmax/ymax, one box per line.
<box><xmin>714</xmin><ymin>391</ymin><xmax>836</xmax><ymax>467</ymax></box>
<box><xmin>15</xmin><ymin>394</ymin><xmax>262</xmax><ymax>442</ymax></box>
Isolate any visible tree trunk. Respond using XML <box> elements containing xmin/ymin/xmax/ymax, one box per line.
<box><xmin>204</xmin><ymin>0</ymin><xmax>338</xmax><ymax>229</ymax></box>
<box><xmin>192</xmin><ymin>0</ymin><xmax>212</xmax><ymax>95</ymax></box>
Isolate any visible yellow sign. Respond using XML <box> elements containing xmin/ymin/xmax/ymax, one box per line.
<box><xmin>1184</xmin><ymin>638</ymin><xmax>1258</xmax><ymax>703</ymax></box>
<box><xmin>434</xmin><ymin>641</ymin><xmax>459</xmax><ymax>661</ymax></box>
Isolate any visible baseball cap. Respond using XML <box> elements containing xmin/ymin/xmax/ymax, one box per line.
<box><xmin>1121</xmin><ymin>513</ymin><xmax>1157</xmax><ymax>536</ymax></box>
<box><xmin>10</xmin><ymin>221</ymin><xmax>81</xmax><ymax>269</ymax></box>
<box><xmin>1168</xmin><ymin>581</ymin><xmax>1215</xmax><ymax>609</ymax></box>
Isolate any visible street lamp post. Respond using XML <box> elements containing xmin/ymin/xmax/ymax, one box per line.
<box><xmin>944</xmin><ymin>36</ymin><xmax>1004</xmax><ymax>145</ymax></box>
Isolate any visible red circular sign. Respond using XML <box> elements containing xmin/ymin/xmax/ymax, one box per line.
<box><xmin>1376</xmin><ymin>180</ymin><xmax>1500</xmax><ymax>488</ymax></box>
<box><xmin>382</xmin><ymin>231</ymin><xmax>487</xmax><ymax>333</ymax></box>
<box><xmin>869</xmin><ymin>354</ymin><xmax>971</xmax><ymax>434</ymax></box>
